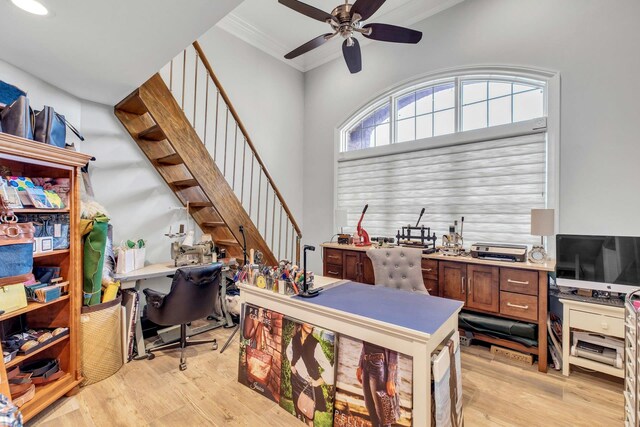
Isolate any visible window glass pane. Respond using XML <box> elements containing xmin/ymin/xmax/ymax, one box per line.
<box><xmin>488</xmin><ymin>96</ymin><xmax>512</xmax><ymax>127</ymax></box>
<box><xmin>397</xmin><ymin>93</ymin><xmax>415</xmax><ymax>120</ymax></box>
<box><xmin>462</xmin><ymin>81</ymin><xmax>487</xmax><ymax>105</ymax></box>
<box><xmin>347</xmin><ymin>128</ymin><xmax>362</xmax><ymax>151</ymax></box>
<box><xmin>375</xmin><ymin>104</ymin><xmax>390</xmax><ymax>125</ymax></box>
<box><xmin>434</xmin><ymin>109</ymin><xmax>455</xmax><ymax>136</ymax></box>
<box><xmin>416</xmin><ymin>114</ymin><xmax>433</xmax><ymax>140</ymax></box>
<box><xmin>513</xmin><ymin>83</ymin><xmax>536</xmax><ymax>94</ymax></box>
<box><xmin>434</xmin><ymin>83</ymin><xmax>455</xmax><ymax>111</ymax></box>
<box><xmin>462</xmin><ymin>101</ymin><xmax>487</xmax><ymax>131</ymax></box>
<box><xmin>489</xmin><ymin>82</ymin><xmax>511</xmax><ymax>99</ymax></box>
<box><xmin>375</xmin><ymin>123</ymin><xmax>390</xmax><ymax>146</ymax></box>
<box><xmin>362</xmin><ymin>126</ymin><xmax>375</xmax><ymax>148</ymax></box>
<box><xmin>513</xmin><ymin>89</ymin><xmax>543</xmax><ymax>122</ymax></box>
<box><xmin>362</xmin><ymin>112</ymin><xmax>376</xmax><ymax>128</ymax></box>
<box><xmin>397</xmin><ymin>118</ymin><xmax>415</xmax><ymax>142</ymax></box>
<box><xmin>415</xmin><ymin>88</ymin><xmax>433</xmax><ymax>115</ymax></box>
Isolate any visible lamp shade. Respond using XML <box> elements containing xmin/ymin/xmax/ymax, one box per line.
<box><xmin>531</xmin><ymin>209</ymin><xmax>555</xmax><ymax>236</ymax></box>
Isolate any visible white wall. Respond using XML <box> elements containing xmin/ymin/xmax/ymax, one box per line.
<box><xmin>302</xmin><ymin>0</ymin><xmax>640</xmax><ymax>271</ymax></box>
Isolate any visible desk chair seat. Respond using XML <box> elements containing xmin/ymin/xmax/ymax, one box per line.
<box><xmin>366</xmin><ymin>247</ymin><xmax>428</xmax><ymax>294</ymax></box>
<box><xmin>143</xmin><ymin>264</ymin><xmax>222</xmax><ymax>370</ymax></box>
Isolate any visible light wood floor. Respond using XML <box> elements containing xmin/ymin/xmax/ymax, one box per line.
<box><xmin>28</xmin><ymin>327</ymin><xmax>624</xmax><ymax>427</ymax></box>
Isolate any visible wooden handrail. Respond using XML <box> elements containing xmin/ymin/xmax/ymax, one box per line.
<box><xmin>192</xmin><ymin>41</ymin><xmax>302</xmax><ymax>238</ymax></box>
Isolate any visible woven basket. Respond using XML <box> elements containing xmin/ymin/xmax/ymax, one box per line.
<box><xmin>80</xmin><ymin>295</ymin><xmax>123</xmax><ymax>386</ymax></box>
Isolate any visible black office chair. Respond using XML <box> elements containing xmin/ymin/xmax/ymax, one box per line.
<box><xmin>142</xmin><ymin>263</ymin><xmax>221</xmax><ymax>370</ymax></box>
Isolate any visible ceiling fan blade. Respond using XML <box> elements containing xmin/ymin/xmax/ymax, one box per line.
<box><xmin>351</xmin><ymin>0</ymin><xmax>386</xmax><ymax>21</ymax></box>
<box><xmin>285</xmin><ymin>33</ymin><xmax>333</xmax><ymax>59</ymax></box>
<box><xmin>363</xmin><ymin>23</ymin><xmax>422</xmax><ymax>44</ymax></box>
<box><xmin>278</xmin><ymin>0</ymin><xmax>335</xmax><ymax>23</ymax></box>
<box><xmin>342</xmin><ymin>38</ymin><xmax>362</xmax><ymax>74</ymax></box>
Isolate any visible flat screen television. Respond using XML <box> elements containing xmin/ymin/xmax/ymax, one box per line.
<box><xmin>556</xmin><ymin>234</ymin><xmax>640</xmax><ymax>293</ymax></box>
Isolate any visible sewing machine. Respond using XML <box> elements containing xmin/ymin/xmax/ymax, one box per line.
<box><xmin>170</xmin><ymin>239</ymin><xmax>216</xmax><ymax>267</ymax></box>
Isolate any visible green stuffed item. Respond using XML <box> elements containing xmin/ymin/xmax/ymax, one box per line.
<box><xmin>83</xmin><ymin>214</ymin><xmax>109</xmax><ymax>306</ymax></box>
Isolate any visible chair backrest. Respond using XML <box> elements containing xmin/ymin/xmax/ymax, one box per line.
<box><xmin>366</xmin><ymin>247</ymin><xmax>428</xmax><ymax>294</ymax></box>
<box><xmin>148</xmin><ymin>263</ymin><xmax>222</xmax><ymax>326</ymax></box>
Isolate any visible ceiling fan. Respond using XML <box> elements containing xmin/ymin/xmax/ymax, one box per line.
<box><xmin>279</xmin><ymin>0</ymin><xmax>423</xmax><ymax>74</ymax></box>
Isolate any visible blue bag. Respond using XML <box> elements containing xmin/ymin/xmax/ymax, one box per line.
<box><xmin>0</xmin><ymin>243</ymin><xmax>33</xmax><ymax>278</ymax></box>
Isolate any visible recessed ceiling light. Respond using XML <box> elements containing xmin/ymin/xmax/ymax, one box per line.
<box><xmin>11</xmin><ymin>0</ymin><xmax>48</xmax><ymax>15</ymax></box>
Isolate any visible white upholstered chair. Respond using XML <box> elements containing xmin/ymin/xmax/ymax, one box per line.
<box><xmin>366</xmin><ymin>247</ymin><xmax>428</xmax><ymax>294</ymax></box>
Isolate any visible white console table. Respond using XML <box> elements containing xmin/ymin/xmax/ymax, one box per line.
<box><xmin>561</xmin><ymin>299</ymin><xmax>624</xmax><ymax>378</ymax></box>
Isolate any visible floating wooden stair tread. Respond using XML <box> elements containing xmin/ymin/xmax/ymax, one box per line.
<box><xmin>201</xmin><ymin>221</ymin><xmax>225</xmax><ymax>228</ymax></box>
<box><xmin>172</xmin><ymin>179</ymin><xmax>198</xmax><ymax>188</ymax></box>
<box><xmin>115</xmin><ymin>90</ymin><xmax>146</xmax><ymax>115</ymax></box>
<box><xmin>216</xmin><ymin>239</ymin><xmax>238</xmax><ymax>246</ymax></box>
<box><xmin>137</xmin><ymin>124</ymin><xmax>165</xmax><ymax>141</ymax></box>
<box><xmin>155</xmin><ymin>153</ymin><xmax>183</xmax><ymax>165</ymax></box>
<box><xmin>187</xmin><ymin>201</ymin><xmax>213</xmax><ymax>208</ymax></box>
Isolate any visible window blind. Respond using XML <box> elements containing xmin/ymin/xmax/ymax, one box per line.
<box><xmin>336</xmin><ymin>131</ymin><xmax>547</xmax><ymax>248</ymax></box>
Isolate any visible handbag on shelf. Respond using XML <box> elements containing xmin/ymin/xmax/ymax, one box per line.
<box><xmin>297</xmin><ymin>381</ymin><xmax>316</xmax><ymax>420</ymax></box>
<box><xmin>33</xmin><ymin>106</ymin><xmax>84</xmax><ymax>148</ymax></box>
<box><xmin>0</xmin><ymin>95</ymin><xmax>34</xmax><ymax>139</ymax></box>
<box><xmin>0</xmin><ymin>193</ymin><xmax>35</xmax><ymax>279</ymax></box>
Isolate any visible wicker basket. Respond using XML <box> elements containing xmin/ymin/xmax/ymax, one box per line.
<box><xmin>80</xmin><ymin>295</ymin><xmax>123</xmax><ymax>386</ymax></box>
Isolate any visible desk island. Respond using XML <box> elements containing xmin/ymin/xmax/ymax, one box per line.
<box><xmin>239</xmin><ymin>276</ymin><xmax>464</xmax><ymax>426</ymax></box>
<box><xmin>321</xmin><ymin>243</ymin><xmax>555</xmax><ymax>372</ymax></box>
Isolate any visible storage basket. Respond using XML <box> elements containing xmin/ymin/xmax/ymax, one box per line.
<box><xmin>80</xmin><ymin>295</ymin><xmax>123</xmax><ymax>386</ymax></box>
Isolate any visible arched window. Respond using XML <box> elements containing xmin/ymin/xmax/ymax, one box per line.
<box><xmin>336</xmin><ymin>69</ymin><xmax>556</xmax><ymax>248</ymax></box>
<box><xmin>342</xmin><ymin>75</ymin><xmax>545</xmax><ymax>152</ymax></box>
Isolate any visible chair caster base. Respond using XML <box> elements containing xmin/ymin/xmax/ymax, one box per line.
<box><xmin>212</xmin><ymin>342</ymin><xmax>218</xmax><ymax>351</ymax></box>
<box><xmin>179</xmin><ymin>362</ymin><xmax>187</xmax><ymax>371</ymax></box>
<box><xmin>147</xmin><ymin>353</ymin><xmax>155</xmax><ymax>360</ymax></box>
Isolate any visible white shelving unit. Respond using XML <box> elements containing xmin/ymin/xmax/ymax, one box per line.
<box><xmin>625</xmin><ymin>291</ymin><xmax>640</xmax><ymax>427</ymax></box>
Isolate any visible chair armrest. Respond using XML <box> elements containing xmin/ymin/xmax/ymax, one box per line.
<box><xmin>143</xmin><ymin>288</ymin><xmax>167</xmax><ymax>309</ymax></box>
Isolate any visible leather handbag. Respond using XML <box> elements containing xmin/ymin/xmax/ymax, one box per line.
<box><xmin>34</xmin><ymin>106</ymin><xmax>84</xmax><ymax>148</ymax></box>
<box><xmin>246</xmin><ymin>346</ymin><xmax>272</xmax><ymax>385</ymax></box>
<box><xmin>0</xmin><ymin>194</ymin><xmax>35</xmax><ymax>278</ymax></box>
<box><xmin>297</xmin><ymin>382</ymin><xmax>316</xmax><ymax>420</ymax></box>
<box><xmin>0</xmin><ymin>95</ymin><xmax>33</xmax><ymax>139</ymax></box>
<box><xmin>375</xmin><ymin>390</ymin><xmax>398</xmax><ymax>425</ymax></box>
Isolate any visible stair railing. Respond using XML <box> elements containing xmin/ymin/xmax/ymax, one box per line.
<box><xmin>159</xmin><ymin>41</ymin><xmax>301</xmax><ymax>263</ymax></box>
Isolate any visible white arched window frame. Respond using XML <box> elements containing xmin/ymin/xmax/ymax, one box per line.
<box><xmin>335</xmin><ymin>66</ymin><xmax>560</xmax><ymax>251</ymax></box>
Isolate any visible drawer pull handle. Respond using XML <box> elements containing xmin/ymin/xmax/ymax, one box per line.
<box><xmin>422</xmin><ymin>268</ymin><xmax>433</xmax><ymax>272</ymax></box>
<box><xmin>507</xmin><ymin>302</ymin><xmax>529</xmax><ymax>310</ymax></box>
<box><xmin>328</xmin><ymin>255</ymin><xmax>340</xmax><ymax>259</ymax></box>
<box><xmin>461</xmin><ymin>277</ymin><xmax>466</xmax><ymax>294</ymax></box>
<box><xmin>328</xmin><ymin>271</ymin><xmax>340</xmax><ymax>275</ymax></box>
<box><xmin>507</xmin><ymin>279</ymin><xmax>530</xmax><ymax>285</ymax></box>
<box><xmin>601</xmin><ymin>322</ymin><xmax>609</xmax><ymax>330</ymax></box>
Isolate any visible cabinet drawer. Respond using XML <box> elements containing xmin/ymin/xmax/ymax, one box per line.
<box><xmin>423</xmin><ymin>278</ymin><xmax>439</xmax><ymax>295</ymax></box>
<box><xmin>500</xmin><ymin>268</ymin><xmax>538</xmax><ymax>296</ymax></box>
<box><xmin>500</xmin><ymin>291</ymin><xmax>538</xmax><ymax>322</ymax></box>
<box><xmin>421</xmin><ymin>259</ymin><xmax>438</xmax><ymax>279</ymax></box>
<box><xmin>324</xmin><ymin>264</ymin><xmax>343</xmax><ymax>279</ymax></box>
<box><xmin>325</xmin><ymin>249</ymin><xmax>344</xmax><ymax>266</ymax></box>
<box><xmin>569</xmin><ymin>309</ymin><xmax>624</xmax><ymax>338</ymax></box>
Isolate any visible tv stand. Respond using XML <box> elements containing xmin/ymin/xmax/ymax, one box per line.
<box><xmin>560</xmin><ymin>298</ymin><xmax>624</xmax><ymax>378</ymax></box>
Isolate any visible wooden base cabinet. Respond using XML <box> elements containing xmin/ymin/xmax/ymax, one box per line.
<box><xmin>323</xmin><ymin>247</ymin><xmax>374</xmax><ymax>284</ymax></box>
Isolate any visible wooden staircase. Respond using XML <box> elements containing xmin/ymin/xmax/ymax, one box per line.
<box><xmin>114</xmin><ymin>42</ymin><xmax>301</xmax><ymax>265</ymax></box>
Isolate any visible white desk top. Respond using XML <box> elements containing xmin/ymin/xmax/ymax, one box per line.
<box><xmin>114</xmin><ymin>262</ymin><xmax>178</xmax><ymax>282</ymax></box>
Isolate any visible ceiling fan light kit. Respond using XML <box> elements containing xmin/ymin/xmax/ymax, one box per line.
<box><xmin>279</xmin><ymin>0</ymin><xmax>423</xmax><ymax>73</ymax></box>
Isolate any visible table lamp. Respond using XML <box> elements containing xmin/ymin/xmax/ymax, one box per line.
<box><xmin>530</xmin><ymin>208</ymin><xmax>554</xmax><ymax>263</ymax></box>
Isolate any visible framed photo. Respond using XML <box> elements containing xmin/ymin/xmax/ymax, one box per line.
<box><xmin>1</xmin><ymin>179</ymin><xmax>23</xmax><ymax>209</ymax></box>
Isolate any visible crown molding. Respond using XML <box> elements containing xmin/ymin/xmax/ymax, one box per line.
<box><xmin>217</xmin><ymin>0</ymin><xmax>464</xmax><ymax>73</ymax></box>
<box><xmin>216</xmin><ymin>12</ymin><xmax>306</xmax><ymax>72</ymax></box>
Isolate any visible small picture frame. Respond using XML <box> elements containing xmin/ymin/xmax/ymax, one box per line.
<box><xmin>1</xmin><ymin>179</ymin><xmax>23</xmax><ymax>209</ymax></box>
